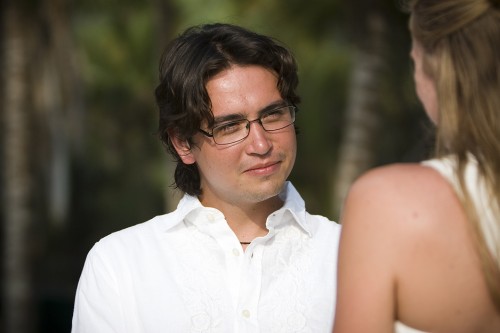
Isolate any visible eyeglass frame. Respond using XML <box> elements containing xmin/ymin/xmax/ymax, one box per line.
<box><xmin>198</xmin><ymin>104</ymin><xmax>297</xmax><ymax>145</ymax></box>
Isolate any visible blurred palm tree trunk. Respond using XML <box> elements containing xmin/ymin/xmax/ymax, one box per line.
<box><xmin>332</xmin><ymin>12</ymin><xmax>388</xmax><ymax>217</ymax></box>
<box><xmin>37</xmin><ymin>0</ymin><xmax>85</xmax><ymax>227</ymax></box>
<box><xmin>2</xmin><ymin>1</ymin><xmax>35</xmax><ymax>332</ymax></box>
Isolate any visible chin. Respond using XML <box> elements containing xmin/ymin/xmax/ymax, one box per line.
<box><xmin>248</xmin><ymin>180</ymin><xmax>286</xmax><ymax>202</ymax></box>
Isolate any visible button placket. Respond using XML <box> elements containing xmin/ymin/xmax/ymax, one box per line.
<box><xmin>236</xmin><ymin>245</ymin><xmax>262</xmax><ymax>332</ymax></box>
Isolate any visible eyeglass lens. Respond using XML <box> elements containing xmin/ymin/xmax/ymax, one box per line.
<box><xmin>211</xmin><ymin>106</ymin><xmax>295</xmax><ymax>145</ymax></box>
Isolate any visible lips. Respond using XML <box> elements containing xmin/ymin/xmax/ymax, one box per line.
<box><xmin>244</xmin><ymin>161</ymin><xmax>281</xmax><ymax>175</ymax></box>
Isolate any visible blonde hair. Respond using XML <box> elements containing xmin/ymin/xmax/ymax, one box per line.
<box><xmin>409</xmin><ymin>0</ymin><xmax>500</xmax><ymax>311</ymax></box>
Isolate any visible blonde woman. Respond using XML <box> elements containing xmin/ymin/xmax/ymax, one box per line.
<box><xmin>333</xmin><ymin>0</ymin><xmax>500</xmax><ymax>332</ymax></box>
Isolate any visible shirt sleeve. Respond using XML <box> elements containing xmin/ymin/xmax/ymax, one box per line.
<box><xmin>71</xmin><ymin>242</ymin><xmax>126</xmax><ymax>333</ymax></box>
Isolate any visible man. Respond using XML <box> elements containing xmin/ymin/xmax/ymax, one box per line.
<box><xmin>72</xmin><ymin>23</ymin><xmax>340</xmax><ymax>333</ymax></box>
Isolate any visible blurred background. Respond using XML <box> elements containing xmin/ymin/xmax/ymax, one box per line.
<box><xmin>1</xmin><ymin>0</ymin><xmax>433</xmax><ymax>332</ymax></box>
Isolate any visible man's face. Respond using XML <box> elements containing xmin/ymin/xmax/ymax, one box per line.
<box><xmin>181</xmin><ymin>65</ymin><xmax>296</xmax><ymax>208</ymax></box>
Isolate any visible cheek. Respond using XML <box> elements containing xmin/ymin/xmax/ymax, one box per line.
<box><xmin>415</xmin><ymin>68</ymin><xmax>438</xmax><ymax>123</ymax></box>
<box><xmin>421</xmin><ymin>82</ymin><xmax>438</xmax><ymax>123</ymax></box>
<box><xmin>279</xmin><ymin>131</ymin><xmax>297</xmax><ymax>170</ymax></box>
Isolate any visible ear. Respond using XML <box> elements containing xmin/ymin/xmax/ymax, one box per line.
<box><xmin>168</xmin><ymin>130</ymin><xmax>196</xmax><ymax>165</ymax></box>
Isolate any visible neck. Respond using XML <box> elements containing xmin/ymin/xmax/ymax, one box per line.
<box><xmin>201</xmin><ymin>195</ymin><xmax>283</xmax><ymax>242</ymax></box>
<box><xmin>230</xmin><ymin>215</ymin><xmax>270</xmax><ymax>243</ymax></box>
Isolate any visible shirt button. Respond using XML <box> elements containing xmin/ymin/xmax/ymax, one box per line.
<box><xmin>232</xmin><ymin>248</ymin><xmax>240</xmax><ymax>256</ymax></box>
<box><xmin>242</xmin><ymin>309</ymin><xmax>251</xmax><ymax>318</ymax></box>
<box><xmin>207</xmin><ymin>214</ymin><xmax>215</xmax><ymax>222</ymax></box>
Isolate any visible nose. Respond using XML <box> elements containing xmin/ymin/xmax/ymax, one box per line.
<box><xmin>245</xmin><ymin>120</ymin><xmax>272</xmax><ymax>155</ymax></box>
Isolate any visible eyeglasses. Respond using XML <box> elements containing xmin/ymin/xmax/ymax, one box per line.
<box><xmin>199</xmin><ymin>105</ymin><xmax>296</xmax><ymax>145</ymax></box>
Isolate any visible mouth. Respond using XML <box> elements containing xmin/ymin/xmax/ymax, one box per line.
<box><xmin>244</xmin><ymin>161</ymin><xmax>281</xmax><ymax>175</ymax></box>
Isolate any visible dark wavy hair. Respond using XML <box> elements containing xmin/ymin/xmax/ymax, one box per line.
<box><xmin>155</xmin><ymin>23</ymin><xmax>300</xmax><ymax>196</ymax></box>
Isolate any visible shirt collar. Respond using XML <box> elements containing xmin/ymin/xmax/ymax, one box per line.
<box><xmin>157</xmin><ymin>181</ymin><xmax>312</xmax><ymax>237</ymax></box>
<box><xmin>269</xmin><ymin>181</ymin><xmax>312</xmax><ymax>237</ymax></box>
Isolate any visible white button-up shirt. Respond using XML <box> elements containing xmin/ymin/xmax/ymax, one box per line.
<box><xmin>72</xmin><ymin>182</ymin><xmax>341</xmax><ymax>333</ymax></box>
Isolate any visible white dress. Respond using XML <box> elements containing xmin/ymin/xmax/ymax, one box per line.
<box><xmin>395</xmin><ymin>321</ymin><xmax>427</xmax><ymax>333</ymax></box>
<box><xmin>422</xmin><ymin>156</ymin><xmax>499</xmax><ymax>262</ymax></box>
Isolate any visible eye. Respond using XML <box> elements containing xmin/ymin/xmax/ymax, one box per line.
<box><xmin>262</xmin><ymin>107</ymin><xmax>287</xmax><ymax>122</ymax></box>
<box><xmin>213</xmin><ymin>120</ymin><xmax>245</xmax><ymax>136</ymax></box>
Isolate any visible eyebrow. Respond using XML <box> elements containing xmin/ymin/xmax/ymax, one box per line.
<box><xmin>212</xmin><ymin>100</ymin><xmax>288</xmax><ymax>124</ymax></box>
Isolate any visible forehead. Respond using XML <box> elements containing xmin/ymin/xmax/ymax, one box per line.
<box><xmin>206</xmin><ymin>65</ymin><xmax>281</xmax><ymax>117</ymax></box>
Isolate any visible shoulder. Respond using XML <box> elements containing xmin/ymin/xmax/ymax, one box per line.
<box><xmin>343</xmin><ymin>163</ymin><xmax>458</xmax><ymax>225</ymax></box>
<box><xmin>348</xmin><ymin>163</ymin><xmax>446</xmax><ymax>199</ymax></box>
<box><xmin>304</xmin><ymin>212</ymin><xmax>341</xmax><ymax>236</ymax></box>
<box><xmin>82</xmin><ymin>212</ymin><xmax>183</xmax><ymax>277</ymax></box>
<box><xmin>335</xmin><ymin>163</ymin><xmax>491</xmax><ymax>331</ymax></box>
<box><xmin>92</xmin><ymin>211</ymin><xmax>180</xmax><ymax>256</ymax></box>
<box><xmin>301</xmin><ymin>213</ymin><xmax>341</xmax><ymax>260</ymax></box>
<box><xmin>339</xmin><ymin>163</ymin><xmax>466</xmax><ymax>263</ymax></box>
<box><xmin>87</xmin><ymin>219</ymin><xmax>153</xmax><ymax>259</ymax></box>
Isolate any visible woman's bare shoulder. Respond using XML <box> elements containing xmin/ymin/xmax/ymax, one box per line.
<box><xmin>343</xmin><ymin>163</ymin><xmax>458</xmax><ymax>227</ymax></box>
<box><xmin>341</xmin><ymin>163</ymin><xmax>500</xmax><ymax>332</ymax></box>
<box><xmin>348</xmin><ymin>163</ymin><xmax>448</xmax><ymax>195</ymax></box>
<box><xmin>334</xmin><ymin>163</ymin><xmax>461</xmax><ymax>332</ymax></box>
